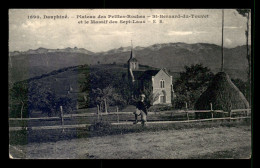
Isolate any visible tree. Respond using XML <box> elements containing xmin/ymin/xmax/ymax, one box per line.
<box><xmin>28</xmin><ymin>81</ymin><xmax>73</xmax><ymax>117</ymax></box>
<box><xmin>113</xmin><ymin>79</ymin><xmax>133</xmax><ymax>105</ymax></box>
<box><xmin>142</xmin><ymin>81</ymin><xmax>160</xmax><ymax>108</ymax></box>
<box><xmin>10</xmin><ymin>82</ymin><xmax>28</xmax><ymax>118</ymax></box>
<box><xmin>55</xmin><ymin>96</ymin><xmax>74</xmax><ymax>114</ymax></box>
<box><xmin>81</xmin><ymin>68</ymin><xmax>132</xmax><ymax>108</ymax></box>
<box><xmin>236</xmin><ymin>9</ymin><xmax>251</xmax><ymax>105</ymax></box>
<box><xmin>91</xmin><ymin>86</ymin><xmax>127</xmax><ymax>113</ymax></box>
<box><xmin>231</xmin><ymin>78</ymin><xmax>250</xmax><ymax>102</ymax></box>
<box><xmin>173</xmin><ymin>64</ymin><xmax>214</xmax><ymax>109</ymax></box>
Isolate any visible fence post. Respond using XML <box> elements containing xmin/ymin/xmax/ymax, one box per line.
<box><xmin>185</xmin><ymin>102</ymin><xmax>189</xmax><ymax>121</ymax></box>
<box><xmin>186</xmin><ymin>111</ymin><xmax>189</xmax><ymax>121</ymax></box>
<box><xmin>210</xmin><ymin>103</ymin><xmax>214</xmax><ymax>119</ymax></box>
<box><xmin>100</xmin><ymin>104</ymin><xmax>103</xmax><ymax>120</ymax></box>
<box><xmin>60</xmin><ymin>106</ymin><xmax>64</xmax><ymax>132</ymax></box>
<box><xmin>104</xmin><ymin>99</ymin><xmax>108</xmax><ymax>114</ymax></box>
<box><xmin>97</xmin><ymin>105</ymin><xmax>100</xmax><ymax>121</ymax></box>
<box><xmin>116</xmin><ymin>106</ymin><xmax>119</xmax><ymax>123</ymax></box>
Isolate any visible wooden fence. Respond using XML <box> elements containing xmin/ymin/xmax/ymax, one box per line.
<box><xmin>9</xmin><ymin>107</ymin><xmax>251</xmax><ymax>131</ymax></box>
<box><xmin>9</xmin><ymin>108</ymin><xmax>251</xmax><ymax>121</ymax></box>
<box><xmin>110</xmin><ymin>108</ymin><xmax>251</xmax><ymax>125</ymax></box>
<box><xmin>111</xmin><ymin>116</ymin><xmax>251</xmax><ymax>125</ymax></box>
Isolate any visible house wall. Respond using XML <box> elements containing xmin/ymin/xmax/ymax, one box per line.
<box><xmin>152</xmin><ymin>70</ymin><xmax>172</xmax><ymax>105</ymax></box>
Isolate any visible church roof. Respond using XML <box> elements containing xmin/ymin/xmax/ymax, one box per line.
<box><xmin>161</xmin><ymin>68</ymin><xmax>171</xmax><ymax>77</ymax></box>
<box><xmin>133</xmin><ymin>70</ymin><xmax>146</xmax><ymax>80</ymax></box>
<box><xmin>136</xmin><ymin>68</ymin><xmax>174</xmax><ymax>81</ymax></box>
<box><xmin>128</xmin><ymin>56</ymin><xmax>138</xmax><ymax>62</ymax></box>
<box><xmin>127</xmin><ymin>43</ymin><xmax>137</xmax><ymax>62</ymax></box>
<box><xmin>138</xmin><ymin>70</ymin><xmax>160</xmax><ymax>80</ymax></box>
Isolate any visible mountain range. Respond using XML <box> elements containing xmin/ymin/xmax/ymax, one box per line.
<box><xmin>9</xmin><ymin>42</ymin><xmax>249</xmax><ymax>83</ymax></box>
<box><xmin>10</xmin><ymin>47</ymin><xmax>94</xmax><ymax>56</ymax></box>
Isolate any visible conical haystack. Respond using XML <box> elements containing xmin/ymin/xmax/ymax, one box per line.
<box><xmin>195</xmin><ymin>72</ymin><xmax>249</xmax><ymax>112</ymax></box>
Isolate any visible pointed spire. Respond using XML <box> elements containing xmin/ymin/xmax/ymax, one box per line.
<box><xmin>130</xmin><ymin>40</ymin><xmax>135</xmax><ymax>58</ymax></box>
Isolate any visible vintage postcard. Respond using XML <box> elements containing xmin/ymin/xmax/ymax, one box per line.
<box><xmin>9</xmin><ymin>9</ymin><xmax>251</xmax><ymax>159</ymax></box>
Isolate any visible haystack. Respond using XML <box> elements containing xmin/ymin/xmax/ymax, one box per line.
<box><xmin>195</xmin><ymin>72</ymin><xmax>249</xmax><ymax>112</ymax></box>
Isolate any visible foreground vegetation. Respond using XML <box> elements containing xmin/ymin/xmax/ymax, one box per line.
<box><xmin>10</xmin><ymin>123</ymin><xmax>251</xmax><ymax>159</ymax></box>
<box><xmin>9</xmin><ymin>118</ymin><xmax>250</xmax><ymax>146</ymax></box>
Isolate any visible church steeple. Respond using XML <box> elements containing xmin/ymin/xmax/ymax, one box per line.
<box><xmin>128</xmin><ymin>40</ymin><xmax>139</xmax><ymax>70</ymax></box>
<box><xmin>128</xmin><ymin>40</ymin><xmax>139</xmax><ymax>83</ymax></box>
<box><xmin>130</xmin><ymin>40</ymin><xmax>135</xmax><ymax>59</ymax></box>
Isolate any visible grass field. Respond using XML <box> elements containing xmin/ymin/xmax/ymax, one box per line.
<box><xmin>9</xmin><ymin>108</ymin><xmax>251</xmax><ymax>159</ymax></box>
<box><xmin>9</xmin><ymin>120</ymin><xmax>251</xmax><ymax>159</ymax></box>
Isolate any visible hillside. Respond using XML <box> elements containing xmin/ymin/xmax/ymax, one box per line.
<box><xmin>9</xmin><ymin>43</ymin><xmax>249</xmax><ymax>83</ymax></box>
<box><xmin>13</xmin><ymin>64</ymin><xmax>165</xmax><ymax>111</ymax></box>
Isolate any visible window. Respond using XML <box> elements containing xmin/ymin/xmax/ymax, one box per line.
<box><xmin>160</xmin><ymin>80</ymin><xmax>165</xmax><ymax>88</ymax></box>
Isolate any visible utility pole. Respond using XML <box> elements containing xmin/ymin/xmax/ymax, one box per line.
<box><xmin>221</xmin><ymin>9</ymin><xmax>224</xmax><ymax>72</ymax></box>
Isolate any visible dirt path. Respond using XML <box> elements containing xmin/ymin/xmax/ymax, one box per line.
<box><xmin>11</xmin><ymin>125</ymin><xmax>251</xmax><ymax>159</ymax></box>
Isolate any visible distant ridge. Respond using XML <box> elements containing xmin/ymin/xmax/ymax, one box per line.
<box><xmin>9</xmin><ymin>42</ymin><xmax>249</xmax><ymax>83</ymax></box>
<box><xmin>9</xmin><ymin>43</ymin><xmax>246</xmax><ymax>57</ymax></box>
<box><xmin>9</xmin><ymin>47</ymin><xmax>95</xmax><ymax>56</ymax></box>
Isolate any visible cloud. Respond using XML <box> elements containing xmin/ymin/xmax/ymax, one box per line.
<box><xmin>99</xmin><ymin>30</ymin><xmax>133</xmax><ymax>36</ymax></box>
<box><xmin>193</xmin><ymin>31</ymin><xmax>207</xmax><ymax>34</ymax></box>
<box><xmin>10</xmin><ymin>24</ymin><xmax>18</xmax><ymax>30</ymax></box>
<box><xmin>9</xmin><ymin>9</ymin><xmax>250</xmax><ymax>52</ymax></box>
<box><xmin>167</xmin><ymin>31</ymin><xmax>207</xmax><ymax>36</ymax></box>
<box><xmin>168</xmin><ymin>31</ymin><xmax>193</xmax><ymax>36</ymax></box>
<box><xmin>224</xmin><ymin>26</ymin><xmax>243</xmax><ymax>29</ymax></box>
<box><xmin>225</xmin><ymin>38</ymin><xmax>232</xmax><ymax>45</ymax></box>
<box><xmin>21</xmin><ymin>20</ymin><xmax>47</xmax><ymax>31</ymax></box>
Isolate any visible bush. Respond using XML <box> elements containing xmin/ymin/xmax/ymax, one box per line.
<box><xmin>149</xmin><ymin>104</ymin><xmax>174</xmax><ymax>112</ymax></box>
<box><xmin>173</xmin><ymin>64</ymin><xmax>214</xmax><ymax>109</ymax></box>
<box><xmin>88</xmin><ymin>119</ymin><xmax>112</xmax><ymax>132</ymax></box>
<box><xmin>194</xmin><ymin>112</ymin><xmax>228</xmax><ymax>119</ymax></box>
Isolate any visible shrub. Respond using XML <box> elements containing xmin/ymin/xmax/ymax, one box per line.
<box><xmin>149</xmin><ymin>104</ymin><xmax>174</xmax><ymax>112</ymax></box>
<box><xmin>88</xmin><ymin>119</ymin><xmax>112</xmax><ymax>132</ymax></box>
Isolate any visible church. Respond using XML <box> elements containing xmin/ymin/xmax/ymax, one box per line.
<box><xmin>127</xmin><ymin>44</ymin><xmax>174</xmax><ymax>105</ymax></box>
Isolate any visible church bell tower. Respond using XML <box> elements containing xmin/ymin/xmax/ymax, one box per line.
<box><xmin>127</xmin><ymin>40</ymin><xmax>139</xmax><ymax>82</ymax></box>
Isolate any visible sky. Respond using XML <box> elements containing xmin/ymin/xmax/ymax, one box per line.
<box><xmin>9</xmin><ymin>9</ymin><xmax>251</xmax><ymax>52</ymax></box>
